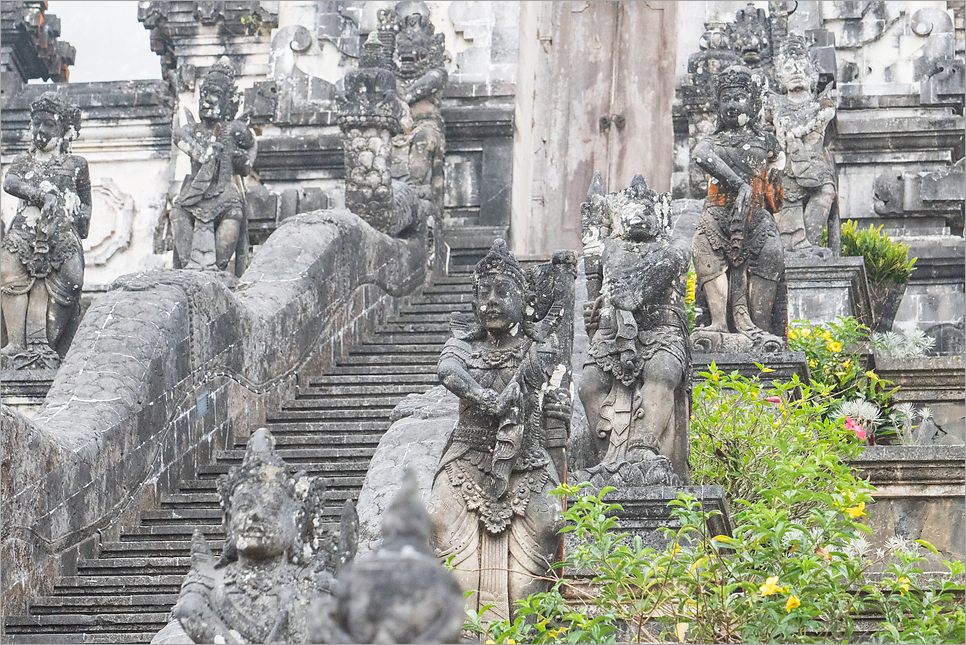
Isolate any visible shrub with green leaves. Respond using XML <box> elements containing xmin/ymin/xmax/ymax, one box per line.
<box><xmin>840</xmin><ymin>221</ymin><xmax>917</xmax><ymax>296</ymax></box>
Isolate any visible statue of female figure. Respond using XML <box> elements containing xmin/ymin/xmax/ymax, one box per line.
<box><xmin>2</xmin><ymin>92</ymin><xmax>90</xmax><ymax>369</ymax></box>
<box><xmin>428</xmin><ymin>240</ymin><xmax>574</xmax><ymax>624</ymax></box>
<box><xmin>691</xmin><ymin>65</ymin><xmax>786</xmax><ymax>352</ymax></box>
<box><xmin>578</xmin><ymin>174</ymin><xmax>691</xmax><ymax>486</ymax></box>
<box><xmin>771</xmin><ymin>35</ymin><xmax>837</xmax><ymax>255</ymax></box>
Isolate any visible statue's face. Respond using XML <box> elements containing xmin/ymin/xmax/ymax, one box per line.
<box><xmin>199</xmin><ymin>85</ymin><xmax>229</xmax><ymax>121</ymax></box>
<box><xmin>475</xmin><ymin>274</ymin><xmax>526</xmax><ymax>336</ymax></box>
<box><xmin>778</xmin><ymin>56</ymin><xmax>815</xmax><ymax>93</ymax></box>
<box><xmin>619</xmin><ymin>203</ymin><xmax>660</xmax><ymax>242</ymax></box>
<box><xmin>229</xmin><ymin>482</ymin><xmax>297</xmax><ymax>561</ymax></box>
<box><xmin>32</xmin><ymin>111</ymin><xmax>65</xmax><ymax>151</ymax></box>
<box><xmin>396</xmin><ymin>33</ymin><xmax>428</xmax><ymax>77</ymax></box>
<box><xmin>717</xmin><ymin>86</ymin><xmax>754</xmax><ymax>129</ymax></box>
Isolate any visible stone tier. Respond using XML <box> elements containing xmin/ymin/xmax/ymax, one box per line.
<box><xmin>0</xmin><ymin>369</ymin><xmax>56</xmax><ymax>417</ymax></box>
<box><xmin>873</xmin><ymin>355</ymin><xmax>965</xmax><ymax>444</ymax></box>
<box><xmin>785</xmin><ymin>255</ymin><xmax>873</xmax><ymax>327</ymax></box>
<box><xmin>692</xmin><ymin>351</ymin><xmax>810</xmax><ymax>386</ymax></box>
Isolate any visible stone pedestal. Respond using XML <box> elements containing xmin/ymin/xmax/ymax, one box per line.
<box><xmin>0</xmin><ymin>369</ymin><xmax>56</xmax><ymax>417</ymax></box>
<box><xmin>563</xmin><ymin>485</ymin><xmax>732</xmax><ymax>575</ymax></box>
<box><xmin>692</xmin><ymin>351</ymin><xmax>810</xmax><ymax>386</ymax></box>
<box><xmin>785</xmin><ymin>255</ymin><xmax>873</xmax><ymax>326</ymax></box>
<box><xmin>874</xmin><ymin>355</ymin><xmax>965</xmax><ymax>444</ymax></box>
<box><xmin>852</xmin><ymin>445</ymin><xmax>965</xmax><ymax>573</ymax></box>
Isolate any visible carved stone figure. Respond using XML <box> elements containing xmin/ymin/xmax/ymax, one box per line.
<box><xmin>379</xmin><ymin>1</ymin><xmax>447</xmax><ymax>221</ymax></box>
<box><xmin>309</xmin><ymin>470</ymin><xmax>465</xmax><ymax>644</ymax></box>
<box><xmin>427</xmin><ymin>239</ymin><xmax>576</xmax><ymax>623</ymax></box>
<box><xmin>577</xmin><ymin>174</ymin><xmax>690</xmax><ymax>487</ymax></box>
<box><xmin>170</xmin><ymin>428</ymin><xmax>357</xmax><ymax>644</ymax></box>
<box><xmin>691</xmin><ymin>65</ymin><xmax>786</xmax><ymax>354</ymax></box>
<box><xmin>771</xmin><ymin>34</ymin><xmax>837</xmax><ymax>255</ymax></box>
<box><xmin>2</xmin><ymin>92</ymin><xmax>90</xmax><ymax>370</ymax></box>
<box><xmin>170</xmin><ymin>57</ymin><xmax>255</xmax><ymax>276</ymax></box>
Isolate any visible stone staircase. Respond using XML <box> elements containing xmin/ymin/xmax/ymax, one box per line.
<box><xmin>1</xmin><ymin>271</ymin><xmax>474</xmax><ymax>644</ymax></box>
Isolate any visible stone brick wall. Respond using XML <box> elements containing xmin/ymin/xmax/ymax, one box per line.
<box><xmin>0</xmin><ymin>209</ymin><xmax>427</xmax><ymax>619</ymax></box>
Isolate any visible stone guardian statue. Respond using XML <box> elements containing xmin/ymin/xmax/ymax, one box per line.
<box><xmin>771</xmin><ymin>34</ymin><xmax>837</xmax><ymax>256</ymax></box>
<box><xmin>427</xmin><ymin>239</ymin><xmax>576</xmax><ymax>624</ymax></box>
<box><xmin>2</xmin><ymin>92</ymin><xmax>90</xmax><ymax>370</ymax></box>
<box><xmin>691</xmin><ymin>65</ymin><xmax>786</xmax><ymax>353</ymax></box>
<box><xmin>161</xmin><ymin>428</ymin><xmax>357</xmax><ymax>644</ymax></box>
<box><xmin>170</xmin><ymin>57</ymin><xmax>256</xmax><ymax>277</ymax></box>
<box><xmin>577</xmin><ymin>174</ymin><xmax>691</xmax><ymax>487</ymax></box>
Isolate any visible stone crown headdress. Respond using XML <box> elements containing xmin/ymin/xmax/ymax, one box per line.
<box><xmin>218</xmin><ymin>428</ymin><xmax>296</xmax><ymax>508</ymax></box>
<box><xmin>200</xmin><ymin>56</ymin><xmax>240</xmax><ymax>118</ymax></box>
<box><xmin>781</xmin><ymin>34</ymin><xmax>810</xmax><ymax>61</ymax></box>
<box><xmin>30</xmin><ymin>91</ymin><xmax>82</xmax><ymax>139</ymax></box>
<box><xmin>474</xmin><ymin>239</ymin><xmax>528</xmax><ymax>292</ymax></box>
<box><xmin>715</xmin><ymin>64</ymin><xmax>762</xmax><ymax>118</ymax></box>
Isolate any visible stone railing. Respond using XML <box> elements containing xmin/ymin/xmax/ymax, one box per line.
<box><xmin>1</xmin><ymin>209</ymin><xmax>426</xmax><ymax>618</ymax></box>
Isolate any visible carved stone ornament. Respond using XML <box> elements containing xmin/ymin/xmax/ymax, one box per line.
<box><xmin>691</xmin><ymin>65</ymin><xmax>787</xmax><ymax>354</ymax></box>
<box><xmin>308</xmin><ymin>469</ymin><xmax>465</xmax><ymax>644</ymax></box>
<box><xmin>427</xmin><ymin>239</ymin><xmax>576</xmax><ymax>624</ymax></box>
<box><xmin>2</xmin><ymin>92</ymin><xmax>90</xmax><ymax>370</ymax></box>
<box><xmin>169</xmin><ymin>427</ymin><xmax>358</xmax><ymax>644</ymax></box>
<box><xmin>170</xmin><ymin>57</ymin><xmax>256</xmax><ymax>279</ymax></box>
<box><xmin>83</xmin><ymin>178</ymin><xmax>136</xmax><ymax>266</ymax></box>
<box><xmin>770</xmin><ymin>33</ymin><xmax>837</xmax><ymax>257</ymax></box>
<box><xmin>576</xmin><ymin>173</ymin><xmax>691</xmax><ymax>488</ymax></box>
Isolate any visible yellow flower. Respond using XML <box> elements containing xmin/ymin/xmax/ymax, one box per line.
<box><xmin>761</xmin><ymin>367</ymin><xmax>775</xmax><ymax>373</ymax></box>
<box><xmin>759</xmin><ymin>576</ymin><xmax>782</xmax><ymax>596</ymax></box>
<box><xmin>685</xmin><ymin>273</ymin><xmax>696</xmax><ymax>304</ymax></box>
<box><xmin>841</xmin><ymin>360</ymin><xmax>853</xmax><ymax>370</ymax></box>
<box><xmin>897</xmin><ymin>577</ymin><xmax>910</xmax><ymax>596</ymax></box>
<box><xmin>809</xmin><ymin>360</ymin><xmax>817</xmax><ymax>368</ymax></box>
<box><xmin>786</xmin><ymin>595</ymin><xmax>801</xmax><ymax>612</ymax></box>
<box><xmin>866</xmin><ymin>370</ymin><xmax>878</xmax><ymax>380</ymax></box>
<box><xmin>844</xmin><ymin>501</ymin><xmax>866</xmax><ymax>518</ymax></box>
<box><xmin>711</xmin><ymin>372</ymin><xmax>719</xmax><ymax>383</ymax></box>
<box><xmin>788</xmin><ymin>329</ymin><xmax>798</xmax><ymax>340</ymax></box>
<box><xmin>712</xmin><ymin>535</ymin><xmax>732</xmax><ymax>544</ymax></box>
<box><xmin>827</xmin><ymin>341</ymin><xmax>843</xmax><ymax>352</ymax></box>
<box><xmin>670</xmin><ymin>542</ymin><xmax>682</xmax><ymax>555</ymax></box>
<box><xmin>801</xmin><ymin>327</ymin><xmax>811</xmax><ymax>337</ymax></box>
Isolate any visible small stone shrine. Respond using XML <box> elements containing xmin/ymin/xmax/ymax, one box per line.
<box><xmin>154</xmin><ymin>427</ymin><xmax>357</xmax><ymax>644</ymax></box>
<box><xmin>427</xmin><ymin>239</ymin><xmax>576</xmax><ymax>623</ymax></box>
<box><xmin>170</xmin><ymin>57</ymin><xmax>255</xmax><ymax>277</ymax></box>
<box><xmin>1</xmin><ymin>91</ymin><xmax>90</xmax><ymax>370</ymax></box>
<box><xmin>577</xmin><ymin>172</ymin><xmax>691</xmax><ymax>486</ymax></box>
<box><xmin>690</xmin><ymin>65</ymin><xmax>787</xmax><ymax>354</ymax></box>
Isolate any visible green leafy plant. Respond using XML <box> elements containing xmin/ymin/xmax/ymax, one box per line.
<box><xmin>872</xmin><ymin>328</ymin><xmax>936</xmax><ymax>358</ymax></box>
<box><xmin>840</xmin><ymin>221</ymin><xmax>917</xmax><ymax>297</ymax></box>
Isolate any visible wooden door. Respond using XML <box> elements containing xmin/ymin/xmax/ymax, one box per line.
<box><xmin>520</xmin><ymin>1</ymin><xmax>677</xmax><ymax>256</ymax></box>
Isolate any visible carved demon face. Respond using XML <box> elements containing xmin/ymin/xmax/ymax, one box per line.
<box><xmin>199</xmin><ymin>84</ymin><xmax>231</xmax><ymax>122</ymax></box>
<box><xmin>31</xmin><ymin>110</ymin><xmax>66</xmax><ymax>152</ymax></box>
<box><xmin>475</xmin><ymin>274</ymin><xmax>526</xmax><ymax>337</ymax></box>
<box><xmin>228</xmin><ymin>481</ymin><xmax>298</xmax><ymax>562</ymax></box>
<box><xmin>618</xmin><ymin>200</ymin><xmax>661</xmax><ymax>243</ymax></box>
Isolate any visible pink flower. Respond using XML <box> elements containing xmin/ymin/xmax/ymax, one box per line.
<box><xmin>765</xmin><ymin>396</ymin><xmax>782</xmax><ymax>405</ymax></box>
<box><xmin>845</xmin><ymin>416</ymin><xmax>866</xmax><ymax>440</ymax></box>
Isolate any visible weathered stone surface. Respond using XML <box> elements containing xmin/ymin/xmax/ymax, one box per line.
<box><xmin>785</xmin><ymin>255</ymin><xmax>873</xmax><ymax>326</ymax></box>
<box><xmin>1</xmin><ymin>207</ymin><xmax>427</xmax><ymax>619</ymax></box>
<box><xmin>853</xmin><ymin>445</ymin><xmax>965</xmax><ymax>572</ymax></box>
<box><xmin>873</xmin><ymin>355</ymin><xmax>965</xmax><ymax>444</ymax></box>
<box><xmin>0</xmin><ymin>2</ymin><xmax>74</xmax><ymax>101</ymax></box>
<box><xmin>356</xmin><ymin>385</ymin><xmax>458</xmax><ymax>555</ymax></box>
<box><xmin>692</xmin><ymin>351</ymin><xmax>810</xmax><ymax>387</ymax></box>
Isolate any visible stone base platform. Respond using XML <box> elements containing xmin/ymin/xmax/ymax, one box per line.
<box><xmin>0</xmin><ymin>369</ymin><xmax>56</xmax><ymax>417</ymax></box>
<box><xmin>785</xmin><ymin>251</ymin><xmax>873</xmax><ymax>326</ymax></box>
<box><xmin>692</xmin><ymin>351</ymin><xmax>810</xmax><ymax>386</ymax></box>
<box><xmin>563</xmin><ymin>485</ymin><xmax>732</xmax><ymax>574</ymax></box>
<box><xmin>873</xmin><ymin>355</ymin><xmax>965</xmax><ymax>444</ymax></box>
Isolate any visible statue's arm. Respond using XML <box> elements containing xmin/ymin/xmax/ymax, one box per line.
<box><xmin>404</xmin><ymin>67</ymin><xmax>447</xmax><ymax>104</ymax></box>
<box><xmin>610</xmin><ymin>243</ymin><xmax>689</xmax><ymax>312</ymax></box>
<box><xmin>692</xmin><ymin>138</ymin><xmax>747</xmax><ymax>192</ymax></box>
<box><xmin>2</xmin><ymin>157</ymin><xmax>42</xmax><ymax>204</ymax></box>
<box><xmin>438</xmin><ymin>349</ymin><xmax>498</xmax><ymax>415</ymax></box>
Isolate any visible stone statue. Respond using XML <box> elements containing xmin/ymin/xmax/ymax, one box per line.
<box><xmin>309</xmin><ymin>469</ymin><xmax>465</xmax><ymax>644</ymax></box>
<box><xmin>170</xmin><ymin>57</ymin><xmax>255</xmax><ymax>277</ymax></box>
<box><xmin>2</xmin><ymin>92</ymin><xmax>90</xmax><ymax>370</ymax></box>
<box><xmin>770</xmin><ymin>34</ymin><xmax>837</xmax><ymax>255</ymax></box>
<box><xmin>169</xmin><ymin>428</ymin><xmax>357</xmax><ymax>644</ymax></box>
<box><xmin>427</xmin><ymin>239</ymin><xmax>576</xmax><ymax>623</ymax></box>
<box><xmin>379</xmin><ymin>0</ymin><xmax>447</xmax><ymax>222</ymax></box>
<box><xmin>577</xmin><ymin>174</ymin><xmax>690</xmax><ymax>487</ymax></box>
<box><xmin>691</xmin><ymin>65</ymin><xmax>786</xmax><ymax>354</ymax></box>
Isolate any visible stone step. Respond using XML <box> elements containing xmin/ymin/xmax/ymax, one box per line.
<box><xmin>198</xmin><ymin>455</ymin><xmax>374</xmax><ymax>475</ymax></box>
<box><xmin>98</xmin><ymin>539</ymin><xmax>214</xmax><ymax>556</ymax></box>
<box><xmin>336</xmin><ymin>353</ymin><xmax>438</xmax><ymax>366</ymax></box>
<box><xmin>260</xmin><ymin>419</ymin><xmax>388</xmax><ymax>433</ymax></box>
<box><xmin>385</xmin><ymin>313</ymin><xmax>455</xmax><ymax>325</ymax></box>
<box><xmin>3</xmin><ymin>612</ymin><xmax>169</xmax><ymax>633</ymax></box>
<box><xmin>367</xmin><ymin>330</ymin><xmax>449</xmax><ymax>343</ymax></box>
<box><xmin>212</xmin><ymin>449</ymin><xmax>373</xmax><ymax>470</ymax></box>
<box><xmin>75</xmin><ymin>557</ymin><xmax>191</xmax><ymax>577</ymax></box>
<box><xmin>307</xmin><ymin>373</ymin><xmax>438</xmax><ymax>388</ymax></box>
<box><xmin>51</xmin><ymin>575</ymin><xmax>185</xmax><ymax>595</ymax></box>
<box><xmin>279</xmin><ymin>397</ymin><xmax>403</xmax><ymax>411</ymax></box>
<box><xmin>397</xmin><ymin>303</ymin><xmax>470</xmax><ymax>315</ymax></box>
<box><xmin>263</xmin><ymin>407</ymin><xmax>392</xmax><ymax>421</ymax></box>
<box><xmin>348</xmin><ymin>343</ymin><xmax>445</xmax><ymax>355</ymax></box>
<box><xmin>405</xmin><ymin>292</ymin><xmax>473</xmax><ymax>305</ymax></box>
<box><xmin>291</xmin><ymin>384</ymin><xmax>428</xmax><ymax>398</ymax></box>
<box><xmin>323</xmin><ymin>362</ymin><xmax>438</xmax><ymax>375</ymax></box>
<box><xmin>29</xmin><ymin>594</ymin><xmax>178</xmax><ymax>615</ymax></box>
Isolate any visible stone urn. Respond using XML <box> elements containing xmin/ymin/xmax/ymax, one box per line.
<box><xmin>870</xmin><ymin>281</ymin><xmax>907</xmax><ymax>333</ymax></box>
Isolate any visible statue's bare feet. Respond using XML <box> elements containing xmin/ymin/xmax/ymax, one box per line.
<box><xmin>704</xmin><ymin>322</ymin><xmax>729</xmax><ymax>334</ymax></box>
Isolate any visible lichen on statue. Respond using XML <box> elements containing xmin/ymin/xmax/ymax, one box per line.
<box><xmin>577</xmin><ymin>173</ymin><xmax>691</xmax><ymax>487</ymax></box>
<box><xmin>2</xmin><ymin>92</ymin><xmax>91</xmax><ymax>370</ymax></box>
<box><xmin>427</xmin><ymin>239</ymin><xmax>576</xmax><ymax>624</ymax></box>
<box><xmin>170</xmin><ymin>57</ymin><xmax>255</xmax><ymax>278</ymax></box>
<box><xmin>691</xmin><ymin>65</ymin><xmax>787</xmax><ymax>354</ymax></box>
<box><xmin>770</xmin><ymin>34</ymin><xmax>837</xmax><ymax>256</ymax></box>
<box><xmin>169</xmin><ymin>428</ymin><xmax>356</xmax><ymax>644</ymax></box>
